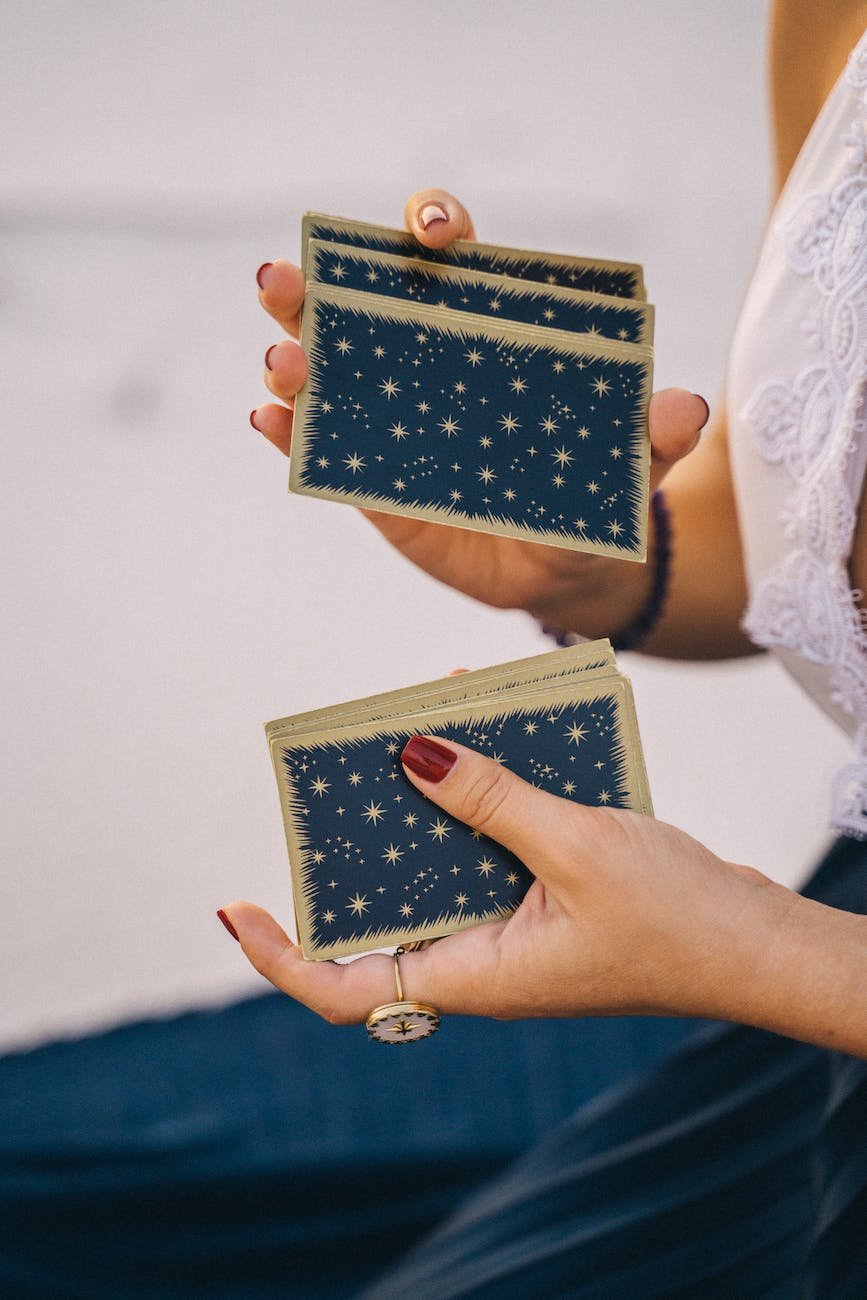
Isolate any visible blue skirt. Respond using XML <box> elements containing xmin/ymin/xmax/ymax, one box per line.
<box><xmin>0</xmin><ymin>836</ymin><xmax>863</xmax><ymax>1298</ymax></box>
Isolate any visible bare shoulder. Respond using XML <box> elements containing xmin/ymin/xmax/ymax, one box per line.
<box><xmin>769</xmin><ymin>0</ymin><xmax>867</xmax><ymax>194</ymax></box>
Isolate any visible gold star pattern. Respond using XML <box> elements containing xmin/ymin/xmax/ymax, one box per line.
<box><xmin>347</xmin><ymin>892</ymin><xmax>370</xmax><ymax>917</ymax></box>
<box><xmin>428</xmin><ymin>817</ymin><xmax>451</xmax><ymax>843</ymax></box>
<box><xmin>361</xmin><ymin>801</ymin><xmax>386</xmax><ymax>825</ymax></box>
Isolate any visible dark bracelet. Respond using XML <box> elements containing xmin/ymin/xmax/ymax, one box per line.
<box><xmin>538</xmin><ymin>488</ymin><xmax>673</xmax><ymax>653</ymax></box>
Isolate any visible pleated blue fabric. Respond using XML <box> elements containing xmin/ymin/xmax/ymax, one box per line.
<box><xmin>0</xmin><ymin>838</ymin><xmax>862</xmax><ymax>1297</ymax></box>
<box><xmin>361</xmin><ymin>835</ymin><xmax>867</xmax><ymax>1298</ymax></box>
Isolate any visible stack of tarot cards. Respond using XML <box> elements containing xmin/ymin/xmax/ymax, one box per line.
<box><xmin>290</xmin><ymin>213</ymin><xmax>655</xmax><ymax>559</ymax></box>
<box><xmin>267</xmin><ymin>640</ymin><xmax>652</xmax><ymax>959</ymax></box>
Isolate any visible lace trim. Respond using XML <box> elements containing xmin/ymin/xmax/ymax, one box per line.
<box><xmin>742</xmin><ymin>36</ymin><xmax>867</xmax><ymax>837</ymax></box>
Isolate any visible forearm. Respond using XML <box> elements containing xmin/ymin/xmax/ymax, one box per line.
<box><xmin>698</xmin><ymin>872</ymin><xmax>867</xmax><ymax>1056</ymax></box>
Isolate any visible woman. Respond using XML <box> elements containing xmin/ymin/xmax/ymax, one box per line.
<box><xmin>224</xmin><ymin>2</ymin><xmax>867</xmax><ymax>1292</ymax></box>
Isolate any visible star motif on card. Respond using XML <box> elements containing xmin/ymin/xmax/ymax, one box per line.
<box><xmin>439</xmin><ymin>415</ymin><xmax>461</xmax><ymax>437</ymax></box>
<box><xmin>509</xmin><ymin>376</ymin><xmax>528</xmax><ymax>394</ymax></box>
<box><xmin>465</xmin><ymin>348</ymin><xmax>484</xmax><ymax>367</ymax></box>
<box><xmin>454</xmin><ymin>381</ymin><xmax>467</xmax><ymax>394</ymax></box>
<box><xmin>607</xmin><ymin>520</ymin><xmax>624</xmax><ymax>539</ymax></box>
<box><xmin>322</xmin><ymin>909</ymin><xmax>336</xmax><ymax>924</ymax></box>
<box><xmin>343</xmin><ymin>452</ymin><xmax>366</xmax><ymax>474</ymax></box>
<box><xmin>362</xmin><ymin>801</ymin><xmax>386</xmax><ymax>825</ymax></box>
<box><xmin>386</xmin><ymin>742</ymin><xmax>400</xmax><ymax>755</ymax></box>
<box><xmin>417</xmin><ymin>400</ymin><xmax>431</xmax><ymax>413</ymax></box>
<box><xmin>565</xmin><ymin>722</ymin><xmax>588</xmax><ymax>746</ymax></box>
<box><xmin>382</xmin><ymin>843</ymin><xmax>404</xmax><ymax>865</ymax></box>
<box><xmin>543</xmin><ymin>308</ymin><xmax>556</xmax><ymax>321</ymax></box>
<box><xmin>477</xmin><ymin>465</ymin><xmax>496</xmax><ymax>484</ymax></box>
<box><xmin>610</xmin><ymin>446</ymin><xmax>623</xmax><ymax>459</ymax></box>
<box><xmin>428</xmin><ymin>818</ymin><xmax>451</xmax><ymax>843</ymax></box>
<box><xmin>335</xmin><ymin>337</ymin><xmax>353</xmax><ymax>355</ymax></box>
<box><xmin>330</xmin><ymin>261</ymin><xmax>347</xmax><ymax>281</ymax></box>
<box><xmin>577</xmin><ymin>425</ymin><xmax>591</xmax><ymax>440</ymax></box>
<box><xmin>348</xmin><ymin>771</ymin><xmax>363</xmax><ymax>786</ymax></box>
<box><xmin>311</xmin><ymin>849</ymin><xmax>326</xmax><ymax>864</ymax></box>
<box><xmin>400</xmin><ymin>903</ymin><xmax>414</xmax><ymax>918</ymax></box>
<box><xmin>562</xmin><ymin>780</ymin><xmax>577</xmax><ymax>795</ymax></box>
<box><xmin>310</xmin><ymin>776</ymin><xmax>331</xmax><ymax>797</ymax></box>
<box><xmin>598</xmin><ymin>790</ymin><xmax>612</xmax><ymax>804</ymax></box>
<box><xmin>320</xmin><ymin>400</ymin><xmax>334</xmax><ymax>414</ymax></box>
<box><xmin>479</xmin><ymin>434</ymin><xmax>493</xmax><ymax>448</ymax></box>
<box><xmin>503</xmin><ymin>488</ymin><xmax>517</xmax><ymax>501</ymax></box>
<box><xmin>393</xmin><ymin>478</ymin><xmax>406</xmax><ymax>491</ymax></box>
<box><xmin>552</xmin><ymin>473</ymin><xmax>566</xmax><ymax>488</ymax></box>
<box><xmin>540</xmin><ymin>416</ymin><xmax>559</xmax><ymax>435</ymax></box>
<box><xmin>476</xmin><ymin>856</ymin><xmax>496</xmax><ymax>878</ymax></box>
<box><xmin>552</xmin><ymin>445</ymin><xmax>574</xmax><ymax>467</ymax></box>
<box><xmin>552</xmin><ymin>360</ymin><xmax>566</xmax><ymax>374</ymax></box>
<box><xmin>592</xmin><ymin>375</ymin><xmax>611</xmax><ymax>397</ymax></box>
<box><xmin>489</xmin><ymin>297</ymin><xmax>502</xmax><ymax>311</ymax></box>
<box><xmin>373</xmin><ymin>344</ymin><xmax>386</xmax><ymax>358</ymax></box>
<box><xmin>403</xmin><ymin>812</ymin><xmax>419</xmax><ymax>827</ymax></box>
<box><xmin>316</xmin><ymin>456</ymin><xmax>330</xmax><ymax>469</ymax></box>
<box><xmin>379</xmin><ymin>377</ymin><xmax>401</xmax><ymax>399</ymax></box>
<box><xmin>449</xmin><ymin>489</ymin><xmax>463</xmax><ymax>503</ymax></box>
<box><xmin>389</xmin><ymin>421</ymin><xmax>410</xmax><ymax>441</ymax></box>
<box><xmin>506</xmin><ymin>872</ymin><xmax>520</xmax><ymax>886</ymax></box>
<box><xmin>524</xmin><ymin>721</ymin><xmax>539</xmax><ymax>735</ymax></box>
<box><xmin>347</xmin><ymin>892</ymin><xmax>371</xmax><ymax>917</ymax></box>
<box><xmin>587</xmin><ymin>480</ymin><xmax>600</xmax><ymax>494</ymax></box>
<box><xmin>499</xmin><ymin>412</ymin><xmax>520</xmax><ymax>434</ymax></box>
<box><xmin>455</xmin><ymin>893</ymin><xmax>468</xmax><ymax>908</ymax></box>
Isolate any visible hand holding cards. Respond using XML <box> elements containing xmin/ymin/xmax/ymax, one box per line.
<box><xmin>267</xmin><ymin>641</ymin><xmax>651</xmax><ymax>959</ymax></box>
<box><xmin>289</xmin><ymin>213</ymin><xmax>654</xmax><ymax>559</ymax></box>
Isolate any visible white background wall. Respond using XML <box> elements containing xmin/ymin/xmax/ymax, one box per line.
<box><xmin>0</xmin><ymin>0</ymin><xmax>851</xmax><ymax>1050</ymax></box>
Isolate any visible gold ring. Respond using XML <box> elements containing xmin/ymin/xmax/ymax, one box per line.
<box><xmin>365</xmin><ymin>947</ymin><xmax>441</xmax><ymax>1044</ymax></box>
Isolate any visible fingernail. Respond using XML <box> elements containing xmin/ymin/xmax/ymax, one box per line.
<box><xmin>217</xmin><ymin>909</ymin><xmax>240</xmax><ymax>942</ymax></box>
<box><xmin>265</xmin><ymin>344</ymin><xmax>278</xmax><ymax>371</ymax></box>
<box><xmin>256</xmin><ymin>262</ymin><xmax>274</xmax><ymax>291</ymax></box>
<box><xmin>249</xmin><ymin>408</ymin><xmax>262</xmax><ymax>431</ymax></box>
<box><xmin>419</xmin><ymin>203</ymin><xmax>448</xmax><ymax>230</ymax></box>
<box><xmin>692</xmin><ymin>394</ymin><xmax>710</xmax><ymax>429</ymax></box>
<box><xmin>401</xmin><ymin>736</ymin><xmax>457</xmax><ymax>783</ymax></box>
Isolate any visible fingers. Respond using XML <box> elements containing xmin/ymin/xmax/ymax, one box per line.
<box><xmin>218</xmin><ymin>901</ymin><xmax>397</xmax><ymax>1024</ymax></box>
<box><xmin>400</xmin><ymin>736</ymin><xmax>586</xmax><ymax>882</ymax></box>
<box><xmin>263</xmin><ymin>338</ymin><xmax>308</xmax><ymax>402</ymax></box>
<box><xmin>648</xmin><ymin>388</ymin><xmax>710</xmax><ymax>493</ymax></box>
<box><xmin>404</xmin><ymin>189</ymin><xmax>476</xmax><ymax>249</ymax></box>
<box><xmin>217</xmin><ymin>900</ymin><xmax>505</xmax><ymax>1022</ymax></box>
<box><xmin>250</xmin><ymin>402</ymin><xmax>293</xmax><ymax>456</ymax></box>
<box><xmin>256</xmin><ymin>259</ymin><xmax>306</xmax><ymax>336</ymax></box>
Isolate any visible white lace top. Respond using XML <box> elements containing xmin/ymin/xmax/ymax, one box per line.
<box><xmin>727</xmin><ymin>28</ymin><xmax>867</xmax><ymax>838</ymax></box>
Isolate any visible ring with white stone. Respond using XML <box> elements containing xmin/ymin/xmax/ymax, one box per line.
<box><xmin>365</xmin><ymin>947</ymin><xmax>441</xmax><ymax>1044</ymax></box>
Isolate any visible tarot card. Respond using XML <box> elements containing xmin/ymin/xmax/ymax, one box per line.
<box><xmin>301</xmin><ymin>213</ymin><xmax>646</xmax><ymax>300</ymax></box>
<box><xmin>271</xmin><ymin>674</ymin><xmax>650</xmax><ymax>958</ymax></box>
<box><xmin>307</xmin><ymin>240</ymin><xmax>654</xmax><ymax>347</ymax></box>
<box><xmin>289</xmin><ymin>286</ymin><xmax>652</xmax><ymax>559</ymax></box>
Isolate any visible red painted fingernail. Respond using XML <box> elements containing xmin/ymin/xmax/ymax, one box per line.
<box><xmin>249</xmin><ymin>408</ymin><xmax>262</xmax><ymax>431</ymax></box>
<box><xmin>692</xmin><ymin>394</ymin><xmax>710</xmax><ymax>429</ymax></box>
<box><xmin>401</xmin><ymin>736</ymin><xmax>457</xmax><ymax>782</ymax></box>
<box><xmin>265</xmin><ymin>344</ymin><xmax>278</xmax><ymax>371</ymax></box>
<box><xmin>217</xmin><ymin>909</ymin><xmax>240</xmax><ymax>942</ymax></box>
<box><xmin>256</xmin><ymin>262</ymin><xmax>273</xmax><ymax>290</ymax></box>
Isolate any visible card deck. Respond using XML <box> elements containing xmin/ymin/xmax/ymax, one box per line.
<box><xmin>302</xmin><ymin>212</ymin><xmax>646</xmax><ymax>299</ymax></box>
<box><xmin>306</xmin><ymin>240</ymin><xmax>654</xmax><ymax>346</ymax></box>
<box><xmin>291</xmin><ymin>213</ymin><xmax>654</xmax><ymax>559</ymax></box>
<box><xmin>290</xmin><ymin>285</ymin><xmax>652</xmax><ymax>559</ymax></box>
<box><xmin>267</xmin><ymin>642</ymin><xmax>652</xmax><ymax>959</ymax></box>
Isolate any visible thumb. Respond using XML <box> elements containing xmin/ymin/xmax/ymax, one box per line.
<box><xmin>404</xmin><ymin>188</ymin><xmax>476</xmax><ymax>249</ymax></box>
<box><xmin>400</xmin><ymin>735</ymin><xmax>585</xmax><ymax>882</ymax></box>
<box><xmin>648</xmin><ymin>388</ymin><xmax>710</xmax><ymax>492</ymax></box>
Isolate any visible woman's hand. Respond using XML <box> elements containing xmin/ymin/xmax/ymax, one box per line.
<box><xmin>253</xmin><ymin>188</ymin><xmax>709</xmax><ymax>636</ymax></box>
<box><xmin>219</xmin><ymin>737</ymin><xmax>797</xmax><ymax>1030</ymax></box>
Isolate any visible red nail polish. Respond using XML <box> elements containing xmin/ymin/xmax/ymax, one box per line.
<box><xmin>265</xmin><ymin>344</ymin><xmax>278</xmax><ymax>371</ymax></box>
<box><xmin>249</xmin><ymin>408</ymin><xmax>261</xmax><ymax>431</ymax></box>
<box><xmin>256</xmin><ymin>262</ymin><xmax>273</xmax><ymax>290</ymax></box>
<box><xmin>692</xmin><ymin>393</ymin><xmax>710</xmax><ymax>429</ymax></box>
<box><xmin>401</xmin><ymin>736</ymin><xmax>457</xmax><ymax>783</ymax></box>
<box><xmin>217</xmin><ymin>909</ymin><xmax>240</xmax><ymax>942</ymax></box>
